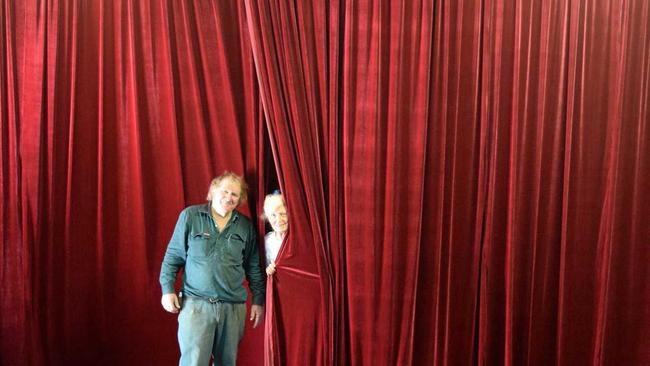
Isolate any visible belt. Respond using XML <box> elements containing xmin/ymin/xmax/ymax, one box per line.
<box><xmin>181</xmin><ymin>293</ymin><xmax>245</xmax><ymax>304</ymax></box>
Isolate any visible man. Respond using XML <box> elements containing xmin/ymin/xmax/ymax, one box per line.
<box><xmin>160</xmin><ymin>172</ymin><xmax>265</xmax><ymax>366</ymax></box>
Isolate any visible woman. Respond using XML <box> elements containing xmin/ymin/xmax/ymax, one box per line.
<box><xmin>261</xmin><ymin>192</ymin><xmax>288</xmax><ymax>275</ymax></box>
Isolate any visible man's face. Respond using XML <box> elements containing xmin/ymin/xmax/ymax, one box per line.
<box><xmin>266</xmin><ymin>203</ymin><xmax>288</xmax><ymax>235</ymax></box>
<box><xmin>211</xmin><ymin>178</ymin><xmax>242</xmax><ymax>214</ymax></box>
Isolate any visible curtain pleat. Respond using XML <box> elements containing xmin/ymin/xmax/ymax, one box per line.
<box><xmin>1</xmin><ymin>1</ymin><xmax>266</xmax><ymax>364</ymax></box>
<box><xmin>2</xmin><ymin>0</ymin><xmax>649</xmax><ymax>365</ymax></box>
<box><xmin>245</xmin><ymin>0</ymin><xmax>649</xmax><ymax>365</ymax></box>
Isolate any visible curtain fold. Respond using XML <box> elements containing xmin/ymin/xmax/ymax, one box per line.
<box><xmin>1</xmin><ymin>1</ymin><xmax>266</xmax><ymax>364</ymax></box>
<box><xmin>245</xmin><ymin>0</ymin><xmax>649</xmax><ymax>365</ymax></box>
<box><xmin>2</xmin><ymin>0</ymin><xmax>649</xmax><ymax>365</ymax></box>
<box><xmin>244</xmin><ymin>1</ymin><xmax>335</xmax><ymax>364</ymax></box>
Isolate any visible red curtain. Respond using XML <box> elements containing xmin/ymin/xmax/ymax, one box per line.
<box><xmin>244</xmin><ymin>1</ymin><xmax>337</xmax><ymax>364</ymax></box>
<box><xmin>245</xmin><ymin>0</ymin><xmax>649</xmax><ymax>365</ymax></box>
<box><xmin>1</xmin><ymin>1</ymin><xmax>267</xmax><ymax>364</ymax></box>
<box><xmin>2</xmin><ymin>0</ymin><xmax>650</xmax><ymax>365</ymax></box>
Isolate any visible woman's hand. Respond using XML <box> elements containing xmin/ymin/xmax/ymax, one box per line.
<box><xmin>266</xmin><ymin>262</ymin><xmax>276</xmax><ymax>275</ymax></box>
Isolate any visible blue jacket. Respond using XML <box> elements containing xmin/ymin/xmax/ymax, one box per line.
<box><xmin>159</xmin><ymin>203</ymin><xmax>266</xmax><ymax>305</ymax></box>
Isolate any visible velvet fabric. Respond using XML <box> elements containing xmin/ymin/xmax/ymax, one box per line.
<box><xmin>245</xmin><ymin>0</ymin><xmax>649</xmax><ymax>365</ymax></box>
<box><xmin>1</xmin><ymin>1</ymin><xmax>266</xmax><ymax>364</ymax></box>
<box><xmin>2</xmin><ymin>0</ymin><xmax>649</xmax><ymax>365</ymax></box>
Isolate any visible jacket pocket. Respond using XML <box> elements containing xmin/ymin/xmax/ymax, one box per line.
<box><xmin>223</xmin><ymin>233</ymin><xmax>246</xmax><ymax>263</ymax></box>
<box><xmin>188</xmin><ymin>232</ymin><xmax>214</xmax><ymax>258</ymax></box>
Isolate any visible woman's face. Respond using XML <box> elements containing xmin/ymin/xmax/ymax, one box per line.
<box><xmin>265</xmin><ymin>202</ymin><xmax>288</xmax><ymax>235</ymax></box>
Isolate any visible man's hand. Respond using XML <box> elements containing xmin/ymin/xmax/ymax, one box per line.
<box><xmin>161</xmin><ymin>293</ymin><xmax>180</xmax><ymax>313</ymax></box>
<box><xmin>250</xmin><ymin>304</ymin><xmax>264</xmax><ymax>328</ymax></box>
<box><xmin>266</xmin><ymin>262</ymin><xmax>276</xmax><ymax>276</ymax></box>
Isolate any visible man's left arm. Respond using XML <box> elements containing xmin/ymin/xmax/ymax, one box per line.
<box><xmin>244</xmin><ymin>226</ymin><xmax>266</xmax><ymax>327</ymax></box>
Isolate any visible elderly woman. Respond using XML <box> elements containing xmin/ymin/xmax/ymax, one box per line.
<box><xmin>262</xmin><ymin>192</ymin><xmax>288</xmax><ymax>275</ymax></box>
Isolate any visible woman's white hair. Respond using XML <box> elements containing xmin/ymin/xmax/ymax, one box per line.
<box><xmin>261</xmin><ymin>192</ymin><xmax>285</xmax><ymax>221</ymax></box>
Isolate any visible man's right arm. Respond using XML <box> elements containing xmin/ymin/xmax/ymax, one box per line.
<box><xmin>159</xmin><ymin>209</ymin><xmax>189</xmax><ymax>295</ymax></box>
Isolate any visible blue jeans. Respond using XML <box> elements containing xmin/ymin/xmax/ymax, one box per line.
<box><xmin>177</xmin><ymin>297</ymin><xmax>246</xmax><ymax>366</ymax></box>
